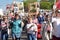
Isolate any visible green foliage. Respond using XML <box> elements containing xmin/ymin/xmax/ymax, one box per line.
<box><xmin>41</xmin><ymin>0</ymin><xmax>54</xmax><ymax>2</ymax></box>
<box><xmin>26</xmin><ymin>0</ymin><xmax>37</xmax><ymax>3</ymax></box>
<box><xmin>30</xmin><ymin>9</ymin><xmax>36</xmax><ymax>13</ymax></box>
<box><xmin>41</xmin><ymin>0</ymin><xmax>48</xmax><ymax>2</ymax></box>
<box><xmin>24</xmin><ymin>0</ymin><xmax>37</xmax><ymax>12</ymax></box>
<box><xmin>32</xmin><ymin>4</ymin><xmax>35</xmax><ymax>8</ymax></box>
<box><xmin>24</xmin><ymin>1</ymin><xmax>28</xmax><ymax>7</ymax></box>
<box><xmin>40</xmin><ymin>2</ymin><xmax>53</xmax><ymax>9</ymax></box>
<box><xmin>24</xmin><ymin>0</ymin><xmax>54</xmax><ymax>10</ymax></box>
<box><xmin>24</xmin><ymin>1</ymin><xmax>29</xmax><ymax>12</ymax></box>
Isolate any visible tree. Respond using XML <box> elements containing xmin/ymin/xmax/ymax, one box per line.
<box><xmin>41</xmin><ymin>0</ymin><xmax>54</xmax><ymax>2</ymax></box>
<box><xmin>24</xmin><ymin>0</ymin><xmax>37</xmax><ymax>3</ymax></box>
<box><xmin>24</xmin><ymin>0</ymin><xmax>37</xmax><ymax>12</ymax></box>
<box><xmin>41</xmin><ymin>0</ymin><xmax>49</xmax><ymax>2</ymax></box>
<box><xmin>40</xmin><ymin>2</ymin><xmax>52</xmax><ymax>9</ymax></box>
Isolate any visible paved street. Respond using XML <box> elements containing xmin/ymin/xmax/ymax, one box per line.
<box><xmin>8</xmin><ymin>30</ymin><xmax>42</xmax><ymax>40</ymax></box>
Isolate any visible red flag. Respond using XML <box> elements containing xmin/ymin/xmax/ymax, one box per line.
<box><xmin>56</xmin><ymin>0</ymin><xmax>60</xmax><ymax>9</ymax></box>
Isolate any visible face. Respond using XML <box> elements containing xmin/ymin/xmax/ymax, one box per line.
<box><xmin>15</xmin><ymin>16</ymin><xmax>19</xmax><ymax>20</ymax></box>
<box><xmin>3</xmin><ymin>16</ymin><xmax>8</xmax><ymax>21</ymax></box>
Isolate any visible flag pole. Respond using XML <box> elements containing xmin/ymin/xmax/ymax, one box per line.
<box><xmin>54</xmin><ymin>0</ymin><xmax>56</xmax><ymax>4</ymax></box>
<box><xmin>54</xmin><ymin>0</ymin><xmax>56</xmax><ymax>15</ymax></box>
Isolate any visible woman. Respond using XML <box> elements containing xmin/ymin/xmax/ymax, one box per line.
<box><xmin>10</xmin><ymin>14</ymin><xmax>24</xmax><ymax>40</ymax></box>
<box><xmin>26</xmin><ymin>17</ymin><xmax>37</xmax><ymax>40</ymax></box>
<box><xmin>1</xmin><ymin>16</ymin><xmax>8</xmax><ymax>40</ymax></box>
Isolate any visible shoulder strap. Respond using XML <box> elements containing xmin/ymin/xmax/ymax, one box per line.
<box><xmin>27</xmin><ymin>24</ymin><xmax>34</xmax><ymax>31</ymax></box>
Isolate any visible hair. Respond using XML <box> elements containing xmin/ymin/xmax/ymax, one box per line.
<box><xmin>46</xmin><ymin>15</ymin><xmax>48</xmax><ymax>18</ymax></box>
<box><xmin>14</xmin><ymin>14</ymin><xmax>21</xmax><ymax>20</ymax></box>
<box><xmin>15</xmin><ymin>14</ymin><xmax>19</xmax><ymax>17</ymax></box>
<box><xmin>3</xmin><ymin>16</ymin><xmax>7</xmax><ymax>21</ymax></box>
<box><xmin>44</xmin><ymin>13</ymin><xmax>46</xmax><ymax>15</ymax></box>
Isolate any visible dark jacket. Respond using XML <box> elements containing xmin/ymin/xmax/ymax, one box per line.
<box><xmin>38</xmin><ymin>16</ymin><xmax>44</xmax><ymax>24</ymax></box>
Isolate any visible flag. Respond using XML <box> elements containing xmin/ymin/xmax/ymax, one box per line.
<box><xmin>56</xmin><ymin>0</ymin><xmax>60</xmax><ymax>9</ymax></box>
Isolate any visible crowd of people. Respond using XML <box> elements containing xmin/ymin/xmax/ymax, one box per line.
<box><xmin>0</xmin><ymin>11</ymin><xmax>60</xmax><ymax>40</ymax></box>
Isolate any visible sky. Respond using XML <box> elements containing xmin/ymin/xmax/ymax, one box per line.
<box><xmin>0</xmin><ymin>0</ymin><xmax>23</xmax><ymax>10</ymax></box>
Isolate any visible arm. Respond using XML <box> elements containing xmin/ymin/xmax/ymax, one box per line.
<box><xmin>9</xmin><ymin>21</ymin><xmax>13</xmax><ymax>29</ymax></box>
<box><xmin>21</xmin><ymin>22</ymin><xmax>24</xmax><ymax>28</ymax></box>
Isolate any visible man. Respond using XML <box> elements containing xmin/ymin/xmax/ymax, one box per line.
<box><xmin>52</xmin><ymin>13</ymin><xmax>60</xmax><ymax>40</ymax></box>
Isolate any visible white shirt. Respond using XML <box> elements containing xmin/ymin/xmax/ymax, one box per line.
<box><xmin>26</xmin><ymin>23</ymin><xmax>37</xmax><ymax>34</ymax></box>
<box><xmin>20</xmin><ymin>13</ymin><xmax>25</xmax><ymax>18</ymax></box>
<box><xmin>52</xmin><ymin>17</ymin><xmax>60</xmax><ymax>37</ymax></box>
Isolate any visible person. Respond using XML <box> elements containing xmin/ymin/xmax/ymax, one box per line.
<box><xmin>45</xmin><ymin>15</ymin><xmax>53</xmax><ymax>40</ymax></box>
<box><xmin>41</xmin><ymin>21</ymin><xmax>49</xmax><ymax>40</ymax></box>
<box><xmin>10</xmin><ymin>14</ymin><xmax>24</xmax><ymax>40</ymax></box>
<box><xmin>22</xmin><ymin>17</ymin><xmax>28</xmax><ymax>31</ymax></box>
<box><xmin>37</xmin><ymin>13</ymin><xmax>44</xmax><ymax>24</ymax></box>
<box><xmin>26</xmin><ymin>17</ymin><xmax>37</xmax><ymax>40</ymax></box>
<box><xmin>43</xmin><ymin>13</ymin><xmax>46</xmax><ymax>21</ymax></box>
<box><xmin>52</xmin><ymin>13</ymin><xmax>60</xmax><ymax>40</ymax></box>
<box><xmin>1</xmin><ymin>16</ymin><xmax>8</xmax><ymax>40</ymax></box>
<box><xmin>32</xmin><ymin>15</ymin><xmax>38</xmax><ymax>25</ymax></box>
